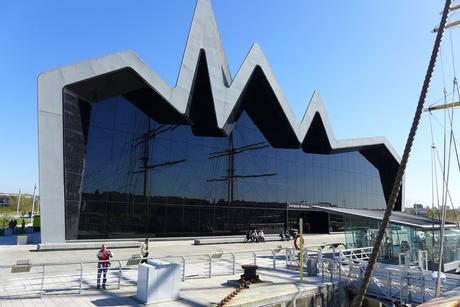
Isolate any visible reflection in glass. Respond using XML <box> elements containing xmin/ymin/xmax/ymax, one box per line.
<box><xmin>63</xmin><ymin>95</ymin><xmax>388</xmax><ymax>239</ymax></box>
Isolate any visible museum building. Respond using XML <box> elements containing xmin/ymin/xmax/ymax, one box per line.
<box><xmin>38</xmin><ymin>0</ymin><xmax>402</xmax><ymax>243</ymax></box>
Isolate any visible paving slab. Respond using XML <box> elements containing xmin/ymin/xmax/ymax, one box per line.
<box><xmin>0</xmin><ymin>234</ymin><xmax>344</xmax><ymax>306</ymax></box>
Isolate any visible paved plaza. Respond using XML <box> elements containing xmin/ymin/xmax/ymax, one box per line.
<box><xmin>0</xmin><ymin>233</ymin><xmax>344</xmax><ymax>306</ymax></box>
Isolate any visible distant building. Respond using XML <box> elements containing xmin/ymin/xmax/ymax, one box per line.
<box><xmin>0</xmin><ymin>196</ymin><xmax>8</xmax><ymax>207</ymax></box>
<box><xmin>406</xmin><ymin>203</ymin><xmax>429</xmax><ymax>217</ymax></box>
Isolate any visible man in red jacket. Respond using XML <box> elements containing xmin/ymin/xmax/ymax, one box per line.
<box><xmin>96</xmin><ymin>244</ymin><xmax>113</xmax><ymax>289</ymax></box>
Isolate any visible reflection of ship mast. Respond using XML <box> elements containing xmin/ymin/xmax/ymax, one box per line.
<box><xmin>207</xmin><ymin>134</ymin><xmax>277</xmax><ymax>203</ymax></box>
<box><xmin>133</xmin><ymin>122</ymin><xmax>185</xmax><ymax>198</ymax></box>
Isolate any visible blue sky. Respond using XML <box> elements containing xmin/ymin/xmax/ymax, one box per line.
<box><xmin>0</xmin><ymin>0</ymin><xmax>458</xmax><ymax>208</ymax></box>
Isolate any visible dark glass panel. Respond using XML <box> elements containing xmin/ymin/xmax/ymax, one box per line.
<box><xmin>62</xmin><ymin>94</ymin><xmax>389</xmax><ymax>239</ymax></box>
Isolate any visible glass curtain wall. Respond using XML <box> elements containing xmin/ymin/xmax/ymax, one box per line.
<box><xmin>64</xmin><ymin>95</ymin><xmax>387</xmax><ymax>239</ymax></box>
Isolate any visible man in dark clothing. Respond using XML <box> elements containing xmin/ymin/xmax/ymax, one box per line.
<box><xmin>12</xmin><ymin>220</ymin><xmax>17</xmax><ymax>234</ymax></box>
<box><xmin>21</xmin><ymin>219</ymin><xmax>25</xmax><ymax>233</ymax></box>
<box><xmin>96</xmin><ymin>244</ymin><xmax>113</xmax><ymax>289</ymax></box>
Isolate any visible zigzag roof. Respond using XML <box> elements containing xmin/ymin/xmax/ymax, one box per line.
<box><xmin>38</xmin><ymin>0</ymin><xmax>403</xmax><ymax>243</ymax></box>
<box><xmin>38</xmin><ymin>0</ymin><xmax>400</xmax><ymax>163</ymax></box>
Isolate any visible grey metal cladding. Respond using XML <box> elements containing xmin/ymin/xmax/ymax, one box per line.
<box><xmin>38</xmin><ymin>0</ymin><xmax>402</xmax><ymax>242</ymax></box>
<box><xmin>40</xmin><ymin>0</ymin><xmax>401</xmax><ymax>160</ymax></box>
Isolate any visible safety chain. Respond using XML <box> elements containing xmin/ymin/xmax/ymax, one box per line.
<box><xmin>216</xmin><ymin>277</ymin><xmax>260</xmax><ymax>307</ymax></box>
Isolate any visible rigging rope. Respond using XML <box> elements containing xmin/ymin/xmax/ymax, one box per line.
<box><xmin>429</xmin><ymin>118</ymin><xmax>459</xmax><ymax>227</ymax></box>
<box><xmin>429</xmin><ymin>116</ymin><xmax>442</xmax><ymax>221</ymax></box>
<box><xmin>351</xmin><ymin>0</ymin><xmax>452</xmax><ymax>305</ymax></box>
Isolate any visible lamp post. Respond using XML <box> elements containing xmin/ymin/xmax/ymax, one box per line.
<box><xmin>16</xmin><ymin>189</ymin><xmax>21</xmax><ymax>216</ymax></box>
<box><xmin>31</xmin><ymin>183</ymin><xmax>37</xmax><ymax>223</ymax></box>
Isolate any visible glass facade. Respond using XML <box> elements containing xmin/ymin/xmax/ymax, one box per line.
<box><xmin>63</xmin><ymin>94</ymin><xmax>388</xmax><ymax>239</ymax></box>
<box><xmin>343</xmin><ymin>216</ymin><xmax>460</xmax><ymax>267</ymax></box>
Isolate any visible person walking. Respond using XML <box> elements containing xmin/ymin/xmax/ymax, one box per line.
<box><xmin>140</xmin><ymin>238</ymin><xmax>149</xmax><ymax>263</ymax></box>
<box><xmin>21</xmin><ymin>219</ymin><xmax>25</xmax><ymax>233</ymax></box>
<box><xmin>96</xmin><ymin>244</ymin><xmax>113</xmax><ymax>289</ymax></box>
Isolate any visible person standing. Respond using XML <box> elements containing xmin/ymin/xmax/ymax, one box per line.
<box><xmin>140</xmin><ymin>238</ymin><xmax>149</xmax><ymax>263</ymax></box>
<box><xmin>96</xmin><ymin>244</ymin><xmax>113</xmax><ymax>289</ymax></box>
<box><xmin>21</xmin><ymin>219</ymin><xmax>25</xmax><ymax>233</ymax></box>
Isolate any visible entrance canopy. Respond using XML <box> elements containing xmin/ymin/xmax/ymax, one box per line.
<box><xmin>312</xmin><ymin>206</ymin><xmax>457</xmax><ymax>230</ymax></box>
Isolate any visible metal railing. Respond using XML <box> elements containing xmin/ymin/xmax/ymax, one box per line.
<box><xmin>314</xmin><ymin>250</ymin><xmax>460</xmax><ymax>305</ymax></box>
<box><xmin>3</xmin><ymin>244</ymin><xmax>459</xmax><ymax>305</ymax></box>
<box><xmin>0</xmin><ymin>247</ymin><xmax>290</xmax><ymax>299</ymax></box>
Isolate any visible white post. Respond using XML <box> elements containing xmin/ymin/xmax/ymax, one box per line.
<box><xmin>208</xmin><ymin>255</ymin><xmax>212</xmax><ymax>278</ymax></box>
<box><xmin>181</xmin><ymin>256</ymin><xmax>186</xmax><ymax>281</ymax></box>
<box><xmin>16</xmin><ymin>189</ymin><xmax>21</xmax><ymax>216</ymax></box>
<box><xmin>319</xmin><ymin>247</ymin><xmax>324</xmax><ymax>282</ymax></box>
<box><xmin>31</xmin><ymin>183</ymin><xmax>37</xmax><ymax>223</ymax></box>
<box><xmin>285</xmin><ymin>248</ymin><xmax>289</xmax><ymax>267</ymax></box>
<box><xmin>40</xmin><ymin>264</ymin><xmax>45</xmax><ymax>297</ymax></box>
<box><xmin>79</xmin><ymin>262</ymin><xmax>83</xmax><ymax>294</ymax></box>
<box><xmin>117</xmin><ymin>260</ymin><xmax>122</xmax><ymax>289</ymax></box>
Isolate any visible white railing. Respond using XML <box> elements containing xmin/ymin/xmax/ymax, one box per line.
<box><xmin>314</xmin><ymin>250</ymin><xmax>460</xmax><ymax>305</ymax></box>
<box><xmin>3</xmin><ymin>245</ymin><xmax>460</xmax><ymax>305</ymax></box>
<box><xmin>0</xmin><ymin>247</ymin><xmax>287</xmax><ymax>299</ymax></box>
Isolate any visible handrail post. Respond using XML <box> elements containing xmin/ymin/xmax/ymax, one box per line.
<box><xmin>180</xmin><ymin>256</ymin><xmax>185</xmax><ymax>281</ymax></box>
<box><xmin>79</xmin><ymin>262</ymin><xmax>83</xmax><ymax>294</ymax></box>
<box><xmin>348</xmin><ymin>257</ymin><xmax>353</xmax><ymax>280</ymax></box>
<box><xmin>421</xmin><ymin>270</ymin><xmax>425</xmax><ymax>302</ymax></box>
<box><xmin>117</xmin><ymin>260</ymin><xmax>122</xmax><ymax>289</ymax></box>
<box><xmin>387</xmin><ymin>270</ymin><xmax>391</xmax><ymax>297</ymax></box>
<box><xmin>285</xmin><ymin>248</ymin><xmax>289</xmax><ymax>267</ymax></box>
<box><xmin>231</xmin><ymin>253</ymin><xmax>236</xmax><ymax>275</ymax></box>
<box><xmin>208</xmin><ymin>255</ymin><xmax>212</xmax><ymax>278</ymax></box>
<box><xmin>252</xmin><ymin>251</ymin><xmax>257</xmax><ymax>265</ymax></box>
<box><xmin>40</xmin><ymin>264</ymin><xmax>45</xmax><ymax>298</ymax></box>
<box><xmin>330</xmin><ymin>260</ymin><xmax>334</xmax><ymax>283</ymax></box>
<box><xmin>338</xmin><ymin>259</ymin><xmax>341</xmax><ymax>285</ymax></box>
<box><xmin>319</xmin><ymin>247</ymin><xmax>324</xmax><ymax>282</ymax></box>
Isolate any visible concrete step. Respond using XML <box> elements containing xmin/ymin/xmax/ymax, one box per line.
<box><xmin>37</xmin><ymin>241</ymin><xmax>141</xmax><ymax>251</ymax></box>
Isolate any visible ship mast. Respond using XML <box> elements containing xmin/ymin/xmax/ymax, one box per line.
<box><xmin>352</xmin><ymin>0</ymin><xmax>453</xmax><ymax>305</ymax></box>
<box><xmin>207</xmin><ymin>135</ymin><xmax>276</xmax><ymax>204</ymax></box>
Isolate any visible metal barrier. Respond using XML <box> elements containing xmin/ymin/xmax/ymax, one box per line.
<box><xmin>0</xmin><ymin>259</ymin><xmax>126</xmax><ymax>299</ymax></box>
<box><xmin>0</xmin><ymin>247</ymin><xmax>289</xmax><ymax>299</ymax></box>
<box><xmin>2</xmin><ymin>244</ymin><xmax>459</xmax><ymax>305</ymax></box>
<box><xmin>312</xmin><ymin>250</ymin><xmax>460</xmax><ymax>305</ymax></box>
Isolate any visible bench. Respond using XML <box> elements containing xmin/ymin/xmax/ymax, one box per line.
<box><xmin>193</xmin><ymin>234</ymin><xmax>281</xmax><ymax>245</ymax></box>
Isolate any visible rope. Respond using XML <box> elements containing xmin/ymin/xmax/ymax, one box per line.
<box><xmin>351</xmin><ymin>0</ymin><xmax>452</xmax><ymax>305</ymax></box>
<box><xmin>430</xmin><ymin>111</ymin><xmax>443</xmax><ymax>226</ymax></box>
<box><xmin>431</xmin><ymin>132</ymin><xmax>460</xmax><ymax>227</ymax></box>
